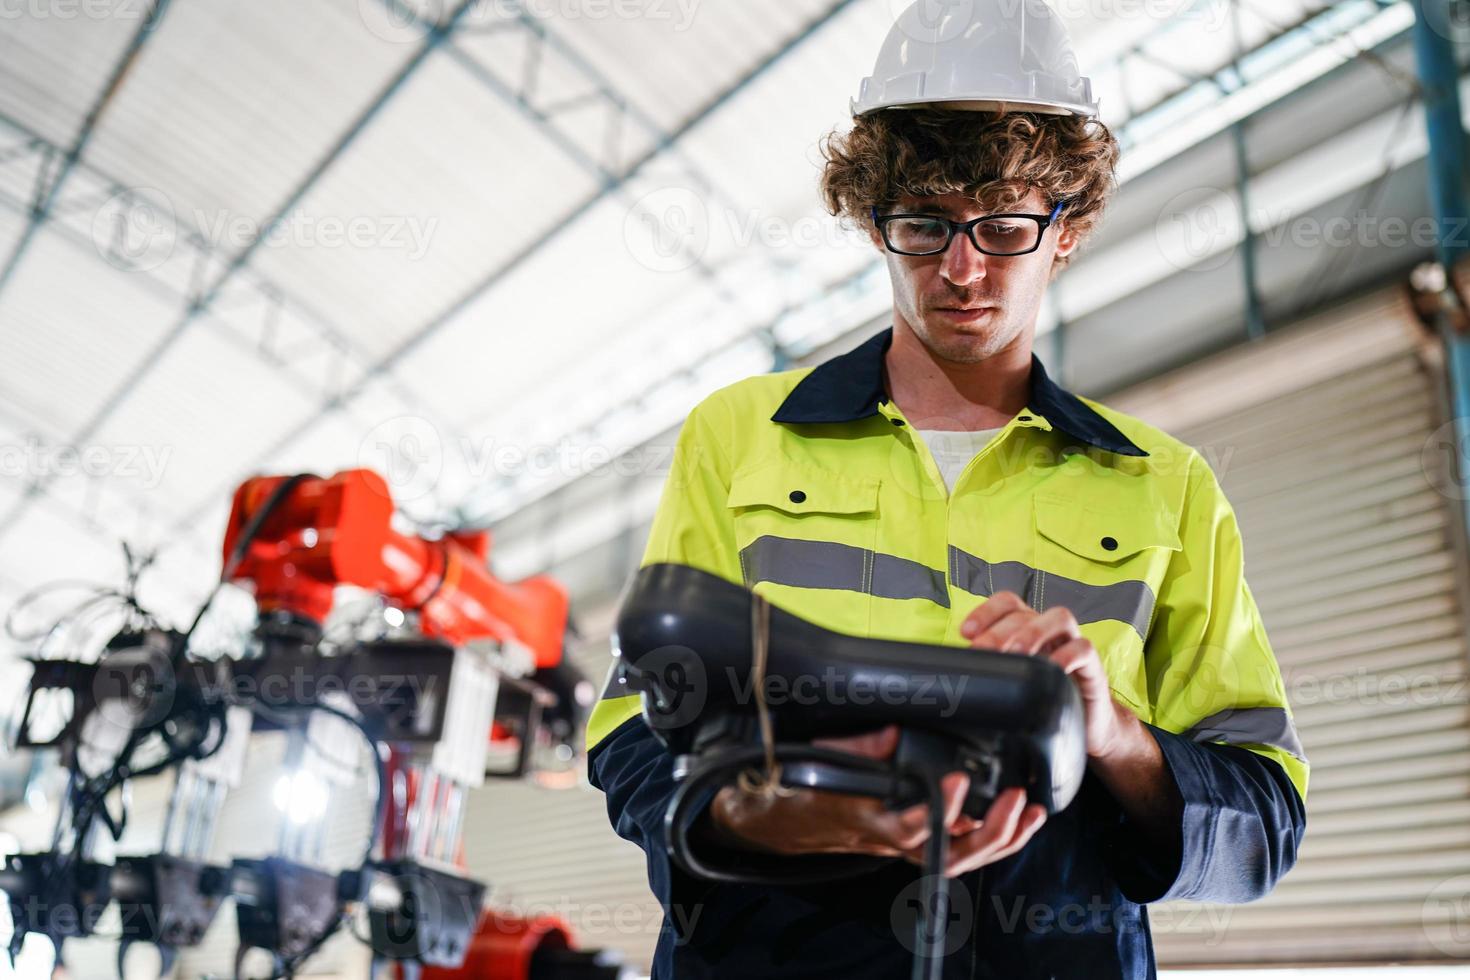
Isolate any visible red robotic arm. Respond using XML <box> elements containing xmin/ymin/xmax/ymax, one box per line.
<box><xmin>221</xmin><ymin>469</ymin><xmax>567</xmax><ymax>668</ymax></box>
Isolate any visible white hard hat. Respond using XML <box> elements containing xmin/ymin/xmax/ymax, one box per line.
<box><xmin>851</xmin><ymin>0</ymin><xmax>1099</xmax><ymax>118</ymax></box>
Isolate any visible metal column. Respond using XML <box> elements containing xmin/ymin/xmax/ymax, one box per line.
<box><xmin>1411</xmin><ymin>1</ymin><xmax>1470</xmax><ymax>546</ymax></box>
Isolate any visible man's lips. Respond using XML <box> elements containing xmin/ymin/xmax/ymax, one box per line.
<box><xmin>933</xmin><ymin>305</ymin><xmax>997</xmax><ymax>320</ymax></box>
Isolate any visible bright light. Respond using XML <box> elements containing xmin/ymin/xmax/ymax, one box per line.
<box><xmin>271</xmin><ymin>769</ymin><xmax>329</xmax><ymax>826</ymax></box>
<box><xmin>384</xmin><ymin>606</ymin><xmax>405</xmax><ymax>628</ymax></box>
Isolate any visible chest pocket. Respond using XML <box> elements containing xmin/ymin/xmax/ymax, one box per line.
<box><xmin>1032</xmin><ymin>493</ymin><xmax>1181</xmax><ymax>714</ymax></box>
<box><xmin>726</xmin><ymin>462</ymin><xmax>880</xmax><ymax>634</ymax></box>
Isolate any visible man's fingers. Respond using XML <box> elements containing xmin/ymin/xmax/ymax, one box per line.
<box><xmin>883</xmin><ymin>770</ymin><xmax>971</xmax><ymax>850</ymax></box>
<box><xmin>949</xmin><ymin>813</ymin><xmax>981</xmax><ymax>835</ymax></box>
<box><xmin>1051</xmin><ymin>637</ymin><xmax>1109</xmax><ymax>683</ymax></box>
<box><xmin>973</xmin><ymin>804</ymin><xmax>1048</xmax><ymax>869</ymax></box>
<box><xmin>996</xmin><ymin>607</ymin><xmax>1081</xmax><ymax>655</ymax></box>
<box><xmin>886</xmin><ymin>802</ymin><xmax>935</xmax><ymax>851</ymax></box>
<box><xmin>960</xmin><ymin>591</ymin><xmax>1026</xmax><ymax>640</ymax></box>
<box><xmin>934</xmin><ymin>788</ymin><xmax>1028</xmax><ymax>872</ymax></box>
<box><xmin>967</xmin><ymin>609</ymin><xmax>1035</xmax><ymax>650</ymax></box>
<box><xmin>813</xmin><ymin>723</ymin><xmax>899</xmax><ymax>759</ymax></box>
<box><xmin>941</xmin><ymin>771</ymin><xmax>970</xmax><ymax>831</ymax></box>
<box><xmin>894</xmin><ymin>791</ymin><xmax>1046</xmax><ymax>873</ymax></box>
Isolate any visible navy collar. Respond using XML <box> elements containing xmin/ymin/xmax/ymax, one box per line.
<box><xmin>771</xmin><ymin>326</ymin><xmax>1148</xmax><ymax>458</ymax></box>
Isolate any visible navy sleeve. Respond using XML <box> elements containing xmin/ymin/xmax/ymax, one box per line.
<box><xmin>587</xmin><ymin>717</ymin><xmax>719</xmax><ymax>941</ymax></box>
<box><xmin>1104</xmin><ymin>722</ymin><xmax>1306</xmax><ymax>905</ymax></box>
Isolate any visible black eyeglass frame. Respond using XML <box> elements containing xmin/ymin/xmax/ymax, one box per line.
<box><xmin>869</xmin><ymin>200</ymin><xmax>1068</xmax><ymax>257</ymax></box>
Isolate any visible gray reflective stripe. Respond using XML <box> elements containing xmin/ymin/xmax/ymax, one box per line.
<box><xmin>948</xmin><ymin>546</ymin><xmax>1157</xmax><ymax>641</ymax></box>
<box><xmin>1186</xmin><ymin>706</ymin><xmax>1307</xmax><ymax>762</ymax></box>
<box><xmin>739</xmin><ymin>535</ymin><xmax>950</xmax><ymax>607</ymax></box>
<box><xmin>872</xmin><ymin>551</ymin><xmax>948</xmax><ymax>605</ymax></box>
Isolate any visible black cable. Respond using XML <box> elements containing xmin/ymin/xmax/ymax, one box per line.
<box><xmin>176</xmin><ymin>473</ymin><xmax>315</xmax><ymax>667</ymax></box>
<box><xmin>7</xmin><ymin>539</ymin><xmax>160</xmax><ymax>652</ymax></box>
<box><xmin>260</xmin><ymin>912</ymin><xmax>349</xmax><ymax>980</ymax></box>
<box><xmin>668</xmin><ymin>742</ymin><xmax>959</xmax><ymax>980</ymax></box>
<box><xmin>41</xmin><ymin>695</ymin><xmax>229</xmax><ymax>905</ymax></box>
<box><xmin>911</xmin><ymin>769</ymin><xmax>949</xmax><ymax>980</ymax></box>
<box><xmin>239</xmin><ymin>700</ymin><xmax>388</xmax><ymax>980</ymax></box>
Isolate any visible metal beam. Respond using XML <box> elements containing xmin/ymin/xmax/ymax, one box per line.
<box><xmin>1409</xmin><ymin>0</ymin><xmax>1470</xmax><ymax>568</ymax></box>
<box><xmin>436</xmin><ymin>35</ymin><xmax>768</xmax><ymax>336</ymax></box>
<box><xmin>0</xmin><ymin>0</ymin><xmax>170</xmax><ymax>303</ymax></box>
<box><xmin>1411</xmin><ymin>1</ymin><xmax>1470</xmax><ymax>263</ymax></box>
<box><xmin>1229</xmin><ymin>0</ymin><xmax>1266</xmax><ymax>341</ymax></box>
<box><xmin>1116</xmin><ymin>0</ymin><xmax>1414</xmax><ymax>165</ymax></box>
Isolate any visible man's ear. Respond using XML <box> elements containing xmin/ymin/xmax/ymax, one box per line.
<box><xmin>1054</xmin><ymin>221</ymin><xmax>1081</xmax><ymax>259</ymax></box>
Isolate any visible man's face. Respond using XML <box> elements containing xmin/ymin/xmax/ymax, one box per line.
<box><xmin>868</xmin><ymin>188</ymin><xmax>1078</xmax><ymax>364</ymax></box>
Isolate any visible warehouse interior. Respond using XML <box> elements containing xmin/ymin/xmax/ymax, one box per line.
<box><xmin>1</xmin><ymin>0</ymin><xmax>1470</xmax><ymax>976</ymax></box>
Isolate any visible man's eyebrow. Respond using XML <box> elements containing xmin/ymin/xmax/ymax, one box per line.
<box><xmin>900</xmin><ymin>202</ymin><xmax>955</xmax><ymax>215</ymax></box>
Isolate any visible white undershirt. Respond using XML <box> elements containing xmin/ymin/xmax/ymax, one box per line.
<box><xmin>914</xmin><ymin>426</ymin><xmax>1007</xmax><ymax>495</ymax></box>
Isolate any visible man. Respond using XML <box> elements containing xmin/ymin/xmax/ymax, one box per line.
<box><xmin>587</xmin><ymin>3</ymin><xmax>1307</xmax><ymax>977</ymax></box>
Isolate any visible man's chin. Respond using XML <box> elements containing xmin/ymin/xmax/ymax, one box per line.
<box><xmin>919</xmin><ymin>318</ymin><xmax>1000</xmax><ymax>362</ymax></box>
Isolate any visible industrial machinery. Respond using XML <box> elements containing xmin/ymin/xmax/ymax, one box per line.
<box><xmin>610</xmin><ymin>562</ymin><xmax>1088</xmax><ymax>980</ymax></box>
<box><xmin>2</xmin><ymin>469</ymin><xmax>624</xmax><ymax>980</ymax></box>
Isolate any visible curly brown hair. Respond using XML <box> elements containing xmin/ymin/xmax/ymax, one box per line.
<box><xmin>818</xmin><ymin>108</ymin><xmax>1121</xmax><ymax>274</ymax></box>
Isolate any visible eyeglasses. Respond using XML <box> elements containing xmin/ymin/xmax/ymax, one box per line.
<box><xmin>870</xmin><ymin>200</ymin><xmax>1067</xmax><ymax>257</ymax></box>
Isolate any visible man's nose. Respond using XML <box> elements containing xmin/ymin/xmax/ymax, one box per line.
<box><xmin>939</xmin><ymin>232</ymin><xmax>988</xmax><ymax>285</ymax></box>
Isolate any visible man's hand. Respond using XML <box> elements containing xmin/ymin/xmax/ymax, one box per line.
<box><xmin>961</xmin><ymin>591</ymin><xmax>1132</xmax><ymax>761</ymax></box>
<box><xmin>901</xmin><ymin>786</ymin><xmax>1047</xmax><ymax>877</ymax></box>
<box><xmin>706</xmin><ymin>724</ymin><xmax>1045</xmax><ymax>877</ymax></box>
<box><xmin>960</xmin><ymin>591</ymin><xmax>1186</xmax><ymax>850</ymax></box>
<box><xmin>706</xmin><ymin>724</ymin><xmax>983</xmax><ymax>859</ymax></box>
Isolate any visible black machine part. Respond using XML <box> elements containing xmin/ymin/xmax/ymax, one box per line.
<box><xmin>239</xmin><ymin>636</ymin><xmax>457</xmax><ymax>742</ymax></box>
<box><xmin>0</xmin><ymin>852</ymin><xmax>111</xmax><ymax>962</ymax></box>
<box><xmin>111</xmin><ymin>853</ymin><xmax>231</xmax><ymax>977</ymax></box>
<box><xmin>613</xmin><ymin>562</ymin><xmax>1089</xmax><ymax>980</ymax></box>
<box><xmin>231</xmin><ymin>857</ymin><xmax>346</xmax><ymax>977</ymax></box>
<box><xmin>15</xmin><ymin>628</ymin><xmax>217</xmax><ymax>752</ymax></box>
<box><xmin>365</xmin><ymin>859</ymin><xmax>485</xmax><ymax>968</ymax></box>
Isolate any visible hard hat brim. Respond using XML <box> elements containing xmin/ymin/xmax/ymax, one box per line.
<box><xmin>851</xmin><ymin>95</ymin><xmax>1099</xmax><ymax>119</ymax></box>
